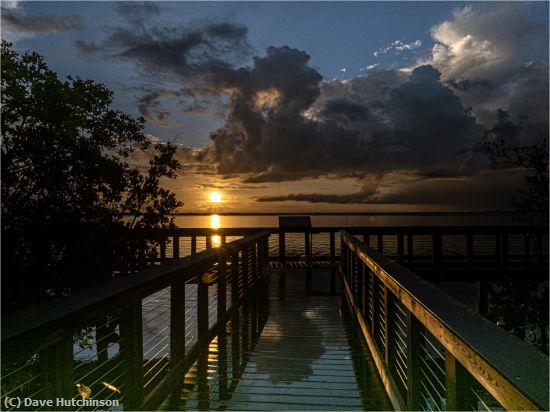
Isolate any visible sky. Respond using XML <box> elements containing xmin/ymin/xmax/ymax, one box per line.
<box><xmin>2</xmin><ymin>1</ymin><xmax>549</xmax><ymax>213</ymax></box>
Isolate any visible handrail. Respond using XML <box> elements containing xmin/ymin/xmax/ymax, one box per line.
<box><xmin>339</xmin><ymin>230</ymin><xmax>548</xmax><ymax>411</ymax></box>
<box><xmin>1</xmin><ymin>231</ymin><xmax>271</xmax><ymax>411</ymax></box>
<box><xmin>2</xmin><ymin>230</ymin><xmax>270</xmax><ymax>346</ymax></box>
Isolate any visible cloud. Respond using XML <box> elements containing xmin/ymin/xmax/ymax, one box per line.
<box><xmin>75</xmin><ymin>19</ymin><xmax>251</xmax><ymax>79</ymax></box>
<box><xmin>256</xmin><ymin>168</ymin><xmax>526</xmax><ymax>208</ymax></box>
<box><xmin>374</xmin><ymin>39</ymin><xmax>422</xmax><ymax>57</ymax></box>
<box><xmin>75</xmin><ymin>7</ymin><xmax>546</xmax><ymax>211</ymax></box>
<box><xmin>425</xmin><ymin>3</ymin><xmax>549</xmax><ymax>128</ymax></box>
<box><xmin>360</xmin><ymin>63</ymin><xmax>379</xmax><ymax>71</ymax></box>
<box><xmin>1</xmin><ymin>4</ymin><xmax>82</xmax><ymax>35</ymax></box>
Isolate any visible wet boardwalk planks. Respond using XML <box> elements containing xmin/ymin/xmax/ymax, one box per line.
<box><xmin>171</xmin><ymin>268</ymin><xmax>392</xmax><ymax>411</ymax></box>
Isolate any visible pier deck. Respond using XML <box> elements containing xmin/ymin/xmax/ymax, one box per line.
<box><xmin>173</xmin><ymin>268</ymin><xmax>392</xmax><ymax>410</ymax></box>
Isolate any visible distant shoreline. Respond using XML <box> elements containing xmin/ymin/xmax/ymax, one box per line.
<box><xmin>123</xmin><ymin>211</ymin><xmax>512</xmax><ymax>216</ymax></box>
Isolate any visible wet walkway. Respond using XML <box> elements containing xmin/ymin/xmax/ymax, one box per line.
<box><xmin>170</xmin><ymin>268</ymin><xmax>392</xmax><ymax>411</ymax></box>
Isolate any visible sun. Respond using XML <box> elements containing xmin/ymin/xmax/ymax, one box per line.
<box><xmin>209</xmin><ymin>191</ymin><xmax>222</xmax><ymax>203</ymax></box>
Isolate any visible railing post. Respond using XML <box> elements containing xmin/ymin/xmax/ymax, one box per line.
<box><xmin>362</xmin><ymin>263</ymin><xmax>368</xmax><ymax>318</ymax></box>
<box><xmin>41</xmin><ymin>333</ymin><xmax>74</xmax><ymax>405</ymax></box>
<box><xmin>231</xmin><ymin>253</ymin><xmax>241</xmax><ymax>374</ymax></box>
<box><xmin>197</xmin><ymin>281</ymin><xmax>209</xmax><ymax>341</ymax></box>
<box><xmin>169</xmin><ymin>279</ymin><xmax>186</xmax><ymax>409</ymax></box>
<box><xmin>173</xmin><ymin>235</ymin><xmax>180</xmax><ymax>259</ymax></box>
<box><xmin>466</xmin><ymin>234</ymin><xmax>474</xmax><ymax>279</ymax></box>
<box><xmin>305</xmin><ymin>230</ymin><xmax>312</xmax><ymax>292</ymax></box>
<box><xmin>279</xmin><ymin>231</ymin><xmax>286</xmax><ymax>268</ymax></box>
<box><xmin>217</xmin><ymin>254</ymin><xmax>227</xmax><ymax>321</ymax></box>
<box><xmin>330</xmin><ymin>231</ymin><xmax>336</xmax><ymax>293</ymax></box>
<box><xmin>191</xmin><ymin>236</ymin><xmax>197</xmax><ymax>255</ymax></box>
<box><xmin>384</xmin><ymin>287</ymin><xmax>395</xmax><ymax>369</ymax></box>
<box><xmin>432</xmin><ymin>233</ymin><xmax>442</xmax><ymax>277</ymax></box>
<box><xmin>397</xmin><ymin>234</ymin><xmax>405</xmax><ymax>264</ymax></box>
<box><xmin>407</xmin><ymin>234</ymin><xmax>413</xmax><ymax>267</ymax></box>
<box><xmin>406</xmin><ymin>313</ymin><xmax>422</xmax><ymax>411</ymax></box>
<box><xmin>206</xmin><ymin>235</ymin><xmax>212</xmax><ymax>249</ymax></box>
<box><xmin>371</xmin><ymin>273</ymin><xmax>378</xmax><ymax>339</ymax></box>
<box><xmin>378</xmin><ymin>234</ymin><xmax>384</xmax><ymax>253</ymax></box>
<box><xmin>445</xmin><ymin>349</ymin><xmax>473</xmax><ymax>410</ymax></box>
<box><xmin>242</xmin><ymin>247</ymin><xmax>250</xmax><ymax>291</ymax></box>
<box><xmin>120</xmin><ymin>302</ymin><xmax>144</xmax><ymax>410</ymax></box>
<box><xmin>171</xmin><ymin>279</ymin><xmax>186</xmax><ymax>364</ymax></box>
<box><xmin>160</xmin><ymin>238</ymin><xmax>166</xmax><ymax>261</ymax></box>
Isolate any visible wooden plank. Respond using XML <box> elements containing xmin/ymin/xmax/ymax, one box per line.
<box><xmin>330</xmin><ymin>231</ymin><xmax>336</xmax><ymax>293</ymax></box>
<box><xmin>445</xmin><ymin>348</ymin><xmax>474</xmax><ymax>411</ymax></box>
<box><xmin>397</xmin><ymin>234</ymin><xmax>404</xmax><ymax>264</ymax></box>
<box><xmin>173</xmin><ymin>235</ymin><xmax>180</xmax><ymax>259</ymax></box>
<box><xmin>41</xmin><ymin>333</ymin><xmax>74</xmax><ymax>405</ymax></box>
<box><xmin>191</xmin><ymin>235</ymin><xmax>197</xmax><ymax>255</ymax></box>
<box><xmin>406</xmin><ymin>313</ymin><xmax>422</xmax><ymax>411</ymax></box>
<box><xmin>119</xmin><ymin>302</ymin><xmax>144</xmax><ymax>410</ymax></box>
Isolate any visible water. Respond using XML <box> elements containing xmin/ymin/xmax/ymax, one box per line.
<box><xmin>172</xmin><ymin>213</ymin><xmax>511</xmax><ymax>229</ymax></box>
<box><xmin>168</xmin><ymin>213</ymin><xmax>518</xmax><ymax>258</ymax></box>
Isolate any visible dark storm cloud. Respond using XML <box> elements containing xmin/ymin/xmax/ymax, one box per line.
<box><xmin>256</xmin><ymin>169</ymin><xmax>526</xmax><ymax>207</ymax></box>
<box><xmin>1</xmin><ymin>6</ymin><xmax>82</xmax><ymax>34</ymax></box>
<box><xmin>320</xmin><ymin>99</ymin><xmax>369</xmax><ymax>122</ymax></box>
<box><xmin>112</xmin><ymin>23</ymin><xmax>250</xmax><ymax>77</ymax></box>
<box><xmin>76</xmin><ymin>14</ymin><xmax>487</xmax><ymax>183</ymax></box>
<box><xmin>210</xmin><ymin>62</ymin><xmax>483</xmax><ymax>180</ymax></box>
<box><xmin>74</xmin><ymin>6</ymin><xmax>545</xmax><ymax>210</ymax></box>
<box><xmin>256</xmin><ymin>191</ymin><xmax>375</xmax><ymax>204</ymax></box>
<box><xmin>446</xmin><ymin>78</ymin><xmax>494</xmax><ymax>92</ymax></box>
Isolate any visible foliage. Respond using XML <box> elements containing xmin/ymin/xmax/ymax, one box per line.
<box><xmin>1</xmin><ymin>42</ymin><xmax>182</xmax><ymax>311</ymax></box>
<box><xmin>482</xmin><ymin>109</ymin><xmax>549</xmax><ymax>353</ymax></box>
<box><xmin>488</xmin><ymin>278</ymin><xmax>549</xmax><ymax>354</ymax></box>
<box><xmin>482</xmin><ymin>109</ymin><xmax>548</xmax><ymax>225</ymax></box>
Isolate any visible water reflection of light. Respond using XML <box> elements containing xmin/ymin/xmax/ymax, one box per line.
<box><xmin>211</xmin><ymin>214</ymin><xmax>220</xmax><ymax>229</ymax></box>
<box><xmin>212</xmin><ymin>235</ymin><xmax>221</xmax><ymax>248</ymax></box>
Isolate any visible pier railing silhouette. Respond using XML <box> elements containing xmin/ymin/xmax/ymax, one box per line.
<box><xmin>1</xmin><ymin>231</ymin><xmax>270</xmax><ymax>411</ymax></box>
<box><xmin>132</xmin><ymin>225</ymin><xmax>548</xmax><ymax>277</ymax></box>
<box><xmin>340</xmin><ymin>230</ymin><xmax>548</xmax><ymax>411</ymax></box>
<box><xmin>131</xmin><ymin>225</ymin><xmax>548</xmax><ymax>312</ymax></box>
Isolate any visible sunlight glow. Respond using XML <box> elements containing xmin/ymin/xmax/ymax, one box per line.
<box><xmin>209</xmin><ymin>191</ymin><xmax>222</xmax><ymax>203</ymax></box>
<box><xmin>211</xmin><ymin>214</ymin><xmax>220</xmax><ymax>229</ymax></box>
<box><xmin>212</xmin><ymin>235</ymin><xmax>221</xmax><ymax>248</ymax></box>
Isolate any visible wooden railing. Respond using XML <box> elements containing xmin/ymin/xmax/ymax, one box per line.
<box><xmin>339</xmin><ymin>230</ymin><xmax>549</xmax><ymax>411</ymax></box>
<box><xmin>133</xmin><ymin>226</ymin><xmax>548</xmax><ymax>276</ymax></box>
<box><xmin>1</xmin><ymin>231</ymin><xmax>270</xmax><ymax>411</ymax></box>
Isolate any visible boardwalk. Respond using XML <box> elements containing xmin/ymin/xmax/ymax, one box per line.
<box><xmin>2</xmin><ymin>228</ymin><xmax>547</xmax><ymax>411</ymax></box>
<box><xmin>173</xmin><ymin>268</ymin><xmax>392</xmax><ymax>410</ymax></box>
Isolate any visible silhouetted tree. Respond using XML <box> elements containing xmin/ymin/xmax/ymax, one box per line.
<box><xmin>482</xmin><ymin>109</ymin><xmax>549</xmax><ymax>353</ymax></box>
<box><xmin>482</xmin><ymin>109</ymin><xmax>548</xmax><ymax>225</ymax></box>
<box><xmin>1</xmin><ymin>42</ymin><xmax>183</xmax><ymax>311</ymax></box>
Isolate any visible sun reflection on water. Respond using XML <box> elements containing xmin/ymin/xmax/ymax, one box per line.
<box><xmin>212</xmin><ymin>235</ymin><xmax>221</xmax><ymax>248</ymax></box>
<box><xmin>211</xmin><ymin>214</ymin><xmax>220</xmax><ymax>229</ymax></box>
